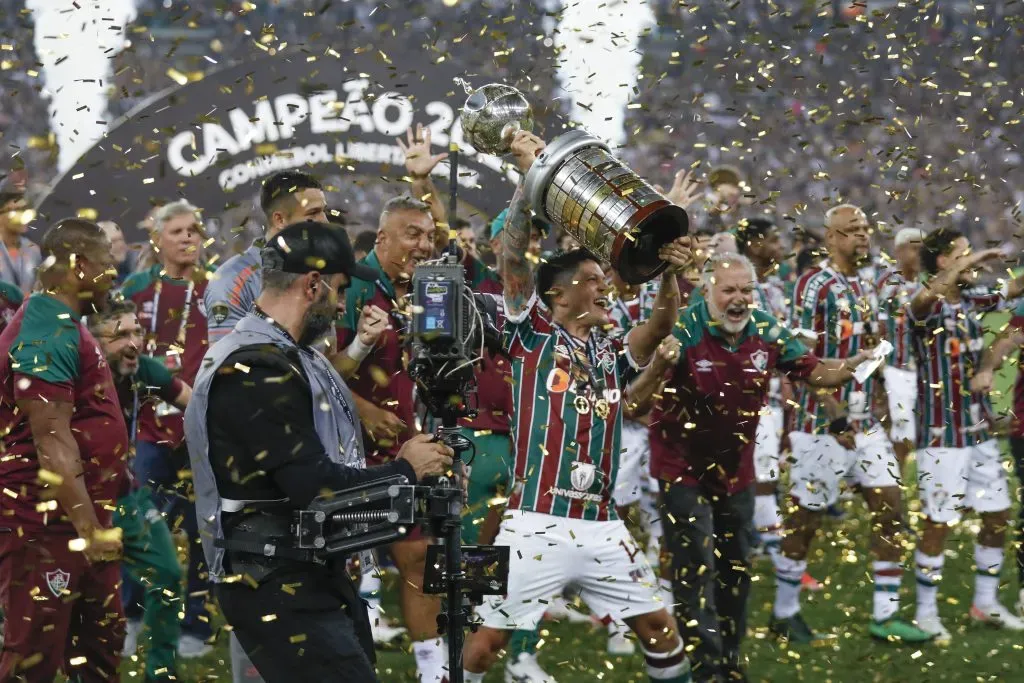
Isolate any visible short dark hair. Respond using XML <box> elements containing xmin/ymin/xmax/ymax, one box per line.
<box><xmin>87</xmin><ymin>298</ymin><xmax>137</xmax><ymax>335</ymax></box>
<box><xmin>536</xmin><ymin>248</ymin><xmax>600</xmax><ymax>309</ymax></box>
<box><xmin>260</xmin><ymin>171</ymin><xmax>323</xmax><ymax>221</ymax></box>
<box><xmin>734</xmin><ymin>217</ymin><xmax>776</xmax><ymax>255</ymax></box>
<box><xmin>353</xmin><ymin>229</ymin><xmax>377</xmax><ymax>255</ymax></box>
<box><xmin>0</xmin><ymin>191</ymin><xmax>24</xmax><ymax>211</ymax></box>
<box><xmin>452</xmin><ymin>217</ymin><xmax>472</xmax><ymax>231</ymax></box>
<box><xmin>693</xmin><ymin>227</ymin><xmax>716</xmax><ymax>239</ymax></box>
<box><xmin>920</xmin><ymin>228</ymin><xmax>965</xmax><ymax>275</ymax></box>
<box><xmin>38</xmin><ymin>218</ymin><xmax>109</xmax><ymax>285</ymax></box>
<box><xmin>795</xmin><ymin>246</ymin><xmax>824</xmax><ymax>276</ymax></box>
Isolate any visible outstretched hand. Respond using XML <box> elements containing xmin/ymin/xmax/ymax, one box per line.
<box><xmin>397</xmin><ymin>123</ymin><xmax>448</xmax><ymax>179</ymax></box>
<box><xmin>663</xmin><ymin>169</ymin><xmax>702</xmax><ymax>209</ymax></box>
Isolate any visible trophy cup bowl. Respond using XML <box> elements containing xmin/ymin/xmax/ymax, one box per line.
<box><xmin>523</xmin><ymin>130</ymin><xmax>689</xmax><ymax>284</ymax></box>
<box><xmin>460</xmin><ymin>83</ymin><xmax>535</xmax><ymax>156</ymax></box>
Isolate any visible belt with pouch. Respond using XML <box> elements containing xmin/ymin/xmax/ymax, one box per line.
<box><xmin>217</xmin><ymin>501</ymin><xmax>325</xmax><ymax>584</ymax></box>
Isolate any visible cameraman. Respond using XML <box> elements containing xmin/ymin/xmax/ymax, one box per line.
<box><xmin>184</xmin><ymin>222</ymin><xmax>454</xmax><ymax>682</ymax></box>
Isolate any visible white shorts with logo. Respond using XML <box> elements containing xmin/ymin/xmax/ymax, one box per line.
<box><xmin>916</xmin><ymin>439</ymin><xmax>1010</xmax><ymax>523</ymax></box>
<box><xmin>754</xmin><ymin>405</ymin><xmax>783</xmax><ymax>484</ymax></box>
<box><xmin>474</xmin><ymin>510</ymin><xmax>664</xmax><ymax>630</ymax></box>
<box><xmin>614</xmin><ymin>421</ymin><xmax>650</xmax><ymax>507</ymax></box>
<box><xmin>883</xmin><ymin>366</ymin><xmax>917</xmax><ymax>445</ymax></box>
<box><xmin>788</xmin><ymin>428</ymin><xmax>901</xmax><ymax>510</ymax></box>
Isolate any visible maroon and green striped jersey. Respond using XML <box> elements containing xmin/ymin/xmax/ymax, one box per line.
<box><xmin>754</xmin><ymin>274</ymin><xmax>789</xmax><ymax>324</ymax></box>
<box><xmin>908</xmin><ymin>291</ymin><xmax>1002</xmax><ymax>448</ymax></box>
<box><xmin>875</xmin><ymin>266</ymin><xmax>919</xmax><ymax>370</ymax></box>
<box><xmin>790</xmin><ymin>261</ymin><xmax>881</xmax><ymax>433</ymax></box>
<box><xmin>503</xmin><ymin>295</ymin><xmax>641</xmax><ymax>521</ymax></box>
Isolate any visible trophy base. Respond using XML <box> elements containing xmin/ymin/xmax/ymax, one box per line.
<box><xmin>612</xmin><ymin>201</ymin><xmax>689</xmax><ymax>285</ymax></box>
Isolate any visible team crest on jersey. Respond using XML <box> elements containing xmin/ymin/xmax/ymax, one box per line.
<box><xmin>210</xmin><ymin>301</ymin><xmax>229</xmax><ymax>325</ymax></box>
<box><xmin>45</xmin><ymin>569</ymin><xmax>70</xmax><ymax>597</ymax></box>
<box><xmin>570</xmin><ymin>461</ymin><xmax>596</xmax><ymax>492</ymax></box>
<box><xmin>196</xmin><ymin>298</ymin><xmax>207</xmax><ymax>318</ymax></box>
<box><xmin>750</xmin><ymin>349</ymin><xmax>769</xmax><ymax>372</ymax></box>
<box><xmin>546</xmin><ymin>367</ymin><xmax>571</xmax><ymax>394</ymax></box>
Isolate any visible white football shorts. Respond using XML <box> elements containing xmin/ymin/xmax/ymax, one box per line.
<box><xmin>788</xmin><ymin>428</ymin><xmax>901</xmax><ymax>510</ymax></box>
<box><xmin>474</xmin><ymin>510</ymin><xmax>665</xmax><ymax>630</ymax></box>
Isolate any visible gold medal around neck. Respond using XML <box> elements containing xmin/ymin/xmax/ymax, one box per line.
<box><xmin>574</xmin><ymin>395</ymin><xmax>591</xmax><ymax>415</ymax></box>
<box><xmin>594</xmin><ymin>398</ymin><xmax>610</xmax><ymax>420</ymax></box>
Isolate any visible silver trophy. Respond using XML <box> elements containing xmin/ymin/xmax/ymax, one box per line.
<box><xmin>459</xmin><ymin>82</ymin><xmax>535</xmax><ymax>156</ymax></box>
<box><xmin>459</xmin><ymin>83</ymin><xmax>687</xmax><ymax>284</ymax></box>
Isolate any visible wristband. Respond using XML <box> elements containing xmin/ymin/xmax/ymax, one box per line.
<box><xmin>346</xmin><ymin>336</ymin><xmax>373</xmax><ymax>362</ymax></box>
<box><xmin>828</xmin><ymin>416</ymin><xmax>850</xmax><ymax>435</ymax></box>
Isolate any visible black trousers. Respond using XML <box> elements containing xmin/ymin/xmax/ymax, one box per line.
<box><xmin>216</xmin><ymin>563</ymin><xmax>378</xmax><ymax>683</ymax></box>
<box><xmin>1011</xmin><ymin>438</ymin><xmax>1024</xmax><ymax>586</ymax></box>
<box><xmin>659</xmin><ymin>482</ymin><xmax>755</xmax><ymax>683</ymax></box>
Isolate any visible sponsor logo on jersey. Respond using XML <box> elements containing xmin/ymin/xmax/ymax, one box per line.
<box><xmin>210</xmin><ymin>301</ymin><xmax>230</xmax><ymax>325</ymax></box>
<box><xmin>546</xmin><ymin>367</ymin><xmax>570</xmax><ymax>394</ymax></box>
<box><xmin>695</xmin><ymin>358</ymin><xmax>713</xmax><ymax>372</ymax></box>
<box><xmin>45</xmin><ymin>569</ymin><xmax>70</xmax><ymax>597</ymax></box>
<box><xmin>570</xmin><ymin>461</ymin><xmax>597</xmax><ymax>492</ymax></box>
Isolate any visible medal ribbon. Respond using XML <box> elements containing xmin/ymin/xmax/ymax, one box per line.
<box><xmin>148</xmin><ymin>276</ymin><xmax>195</xmax><ymax>353</ymax></box>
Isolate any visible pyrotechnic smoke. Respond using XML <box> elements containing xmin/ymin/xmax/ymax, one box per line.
<box><xmin>28</xmin><ymin>0</ymin><xmax>138</xmax><ymax>173</ymax></box>
<box><xmin>552</xmin><ymin>0</ymin><xmax>654</xmax><ymax>148</ymax></box>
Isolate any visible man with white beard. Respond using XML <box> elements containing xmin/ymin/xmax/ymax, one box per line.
<box><xmin>643</xmin><ymin>252</ymin><xmax>873</xmax><ymax>682</ymax></box>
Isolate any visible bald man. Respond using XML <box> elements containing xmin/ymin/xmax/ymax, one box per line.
<box><xmin>770</xmin><ymin>206</ymin><xmax>932</xmax><ymax>644</ymax></box>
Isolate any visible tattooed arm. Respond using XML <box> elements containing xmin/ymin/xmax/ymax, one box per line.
<box><xmin>502</xmin><ymin>131</ymin><xmax>546</xmax><ymax>316</ymax></box>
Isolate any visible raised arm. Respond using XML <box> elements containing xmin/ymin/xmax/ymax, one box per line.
<box><xmin>502</xmin><ymin>130</ymin><xmax>546</xmax><ymax>316</ymax></box>
<box><xmin>397</xmin><ymin>123</ymin><xmax>449</xmax><ymax>249</ymax></box>
<box><xmin>627</xmin><ymin>238</ymin><xmax>690</xmax><ymax>365</ymax></box>
<box><xmin>910</xmin><ymin>247</ymin><xmax>1003</xmax><ymax>320</ymax></box>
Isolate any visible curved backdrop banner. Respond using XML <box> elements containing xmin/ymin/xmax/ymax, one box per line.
<box><xmin>35</xmin><ymin>46</ymin><xmax>559</xmax><ymax>240</ymax></box>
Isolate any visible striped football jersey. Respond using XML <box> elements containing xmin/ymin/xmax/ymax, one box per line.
<box><xmin>503</xmin><ymin>295</ymin><xmax>640</xmax><ymax>521</ymax></box>
<box><xmin>875</xmin><ymin>266</ymin><xmax>920</xmax><ymax>370</ymax></box>
<box><xmin>908</xmin><ymin>290</ymin><xmax>1004</xmax><ymax>448</ymax></box>
<box><xmin>790</xmin><ymin>261</ymin><xmax>881</xmax><ymax>433</ymax></box>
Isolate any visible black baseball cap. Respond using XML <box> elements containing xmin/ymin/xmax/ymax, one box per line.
<box><xmin>263</xmin><ymin>221</ymin><xmax>377</xmax><ymax>281</ymax></box>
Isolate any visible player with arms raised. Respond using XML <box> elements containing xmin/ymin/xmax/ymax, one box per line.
<box><xmin>906</xmin><ymin>229</ymin><xmax>1024</xmax><ymax>639</ymax></box>
<box><xmin>461</xmin><ymin>131</ymin><xmax>693</xmax><ymax>683</ymax></box>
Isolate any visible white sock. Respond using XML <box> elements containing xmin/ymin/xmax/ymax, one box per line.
<box><xmin>462</xmin><ymin>672</ymin><xmax>485</xmax><ymax>683</ymax></box>
<box><xmin>413</xmin><ymin>638</ymin><xmax>447</xmax><ymax>681</ymax></box>
<box><xmin>643</xmin><ymin>638</ymin><xmax>691</xmax><ymax>681</ymax></box>
<box><xmin>773</xmin><ymin>554</ymin><xmax>806</xmax><ymax>619</ymax></box>
<box><xmin>755</xmin><ymin>493</ymin><xmax>784</xmax><ymax>561</ymax></box>
<box><xmin>359</xmin><ymin>571</ymin><xmax>382</xmax><ymax>611</ymax></box>
<box><xmin>873</xmin><ymin>560</ymin><xmax>902</xmax><ymax>622</ymax></box>
<box><xmin>974</xmin><ymin>544</ymin><xmax>1004</xmax><ymax>610</ymax></box>
<box><xmin>914</xmin><ymin>550</ymin><xmax>944</xmax><ymax>620</ymax></box>
<box><xmin>658</xmin><ymin>578</ymin><xmax>675</xmax><ymax>612</ymax></box>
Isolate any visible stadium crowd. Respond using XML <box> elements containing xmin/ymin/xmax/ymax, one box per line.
<box><xmin>1</xmin><ymin>2</ymin><xmax>1024</xmax><ymax>683</ymax></box>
